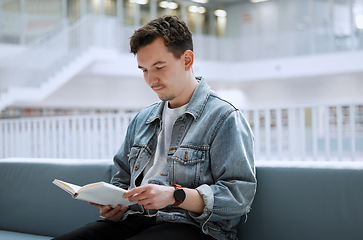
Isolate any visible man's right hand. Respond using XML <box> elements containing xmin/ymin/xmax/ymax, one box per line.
<box><xmin>88</xmin><ymin>202</ymin><xmax>128</xmax><ymax>222</ymax></box>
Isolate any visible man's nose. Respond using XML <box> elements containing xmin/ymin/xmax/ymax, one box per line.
<box><xmin>145</xmin><ymin>71</ymin><xmax>156</xmax><ymax>86</ymax></box>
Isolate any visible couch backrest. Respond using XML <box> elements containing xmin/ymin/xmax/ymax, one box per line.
<box><xmin>2</xmin><ymin>159</ymin><xmax>363</xmax><ymax>240</ymax></box>
<box><xmin>237</xmin><ymin>161</ymin><xmax>363</xmax><ymax>240</ymax></box>
<box><xmin>0</xmin><ymin>158</ymin><xmax>115</xmax><ymax>237</ymax></box>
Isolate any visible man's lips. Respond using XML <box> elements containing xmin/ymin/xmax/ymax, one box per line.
<box><xmin>151</xmin><ymin>85</ymin><xmax>165</xmax><ymax>92</ymax></box>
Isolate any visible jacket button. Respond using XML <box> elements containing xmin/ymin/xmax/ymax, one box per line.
<box><xmin>134</xmin><ymin>165</ymin><xmax>139</xmax><ymax>170</ymax></box>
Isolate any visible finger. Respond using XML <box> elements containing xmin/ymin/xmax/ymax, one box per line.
<box><xmin>88</xmin><ymin>202</ymin><xmax>104</xmax><ymax>208</ymax></box>
<box><xmin>99</xmin><ymin>205</ymin><xmax>113</xmax><ymax>216</ymax></box>
<box><xmin>136</xmin><ymin>197</ymin><xmax>152</xmax><ymax>207</ymax></box>
<box><xmin>103</xmin><ymin>204</ymin><xmax>122</xmax><ymax>218</ymax></box>
<box><xmin>108</xmin><ymin>206</ymin><xmax>127</xmax><ymax>222</ymax></box>
<box><xmin>123</xmin><ymin>186</ymin><xmax>146</xmax><ymax>199</ymax></box>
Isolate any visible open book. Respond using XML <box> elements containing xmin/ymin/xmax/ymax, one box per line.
<box><xmin>53</xmin><ymin>179</ymin><xmax>137</xmax><ymax>208</ymax></box>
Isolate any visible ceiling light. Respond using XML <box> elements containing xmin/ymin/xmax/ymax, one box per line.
<box><xmin>129</xmin><ymin>0</ymin><xmax>149</xmax><ymax>5</ymax></box>
<box><xmin>192</xmin><ymin>0</ymin><xmax>209</xmax><ymax>3</ymax></box>
<box><xmin>214</xmin><ymin>9</ymin><xmax>227</xmax><ymax>18</ymax></box>
<box><xmin>188</xmin><ymin>5</ymin><xmax>206</xmax><ymax>14</ymax></box>
<box><xmin>250</xmin><ymin>0</ymin><xmax>268</xmax><ymax>3</ymax></box>
<box><xmin>159</xmin><ymin>1</ymin><xmax>178</xmax><ymax>9</ymax></box>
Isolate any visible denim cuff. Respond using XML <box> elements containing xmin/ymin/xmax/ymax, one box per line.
<box><xmin>189</xmin><ymin>184</ymin><xmax>214</xmax><ymax>222</ymax></box>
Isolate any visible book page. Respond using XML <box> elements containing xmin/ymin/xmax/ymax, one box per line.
<box><xmin>53</xmin><ymin>179</ymin><xmax>82</xmax><ymax>195</ymax></box>
<box><xmin>76</xmin><ymin>182</ymin><xmax>137</xmax><ymax>208</ymax></box>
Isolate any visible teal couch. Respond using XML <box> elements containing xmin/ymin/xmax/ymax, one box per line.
<box><xmin>1</xmin><ymin>158</ymin><xmax>363</xmax><ymax>240</ymax></box>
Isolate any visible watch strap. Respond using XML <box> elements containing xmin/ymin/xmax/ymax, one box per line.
<box><xmin>172</xmin><ymin>184</ymin><xmax>184</xmax><ymax>207</ymax></box>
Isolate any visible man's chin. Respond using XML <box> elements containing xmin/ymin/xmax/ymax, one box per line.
<box><xmin>157</xmin><ymin>93</ymin><xmax>173</xmax><ymax>101</ymax></box>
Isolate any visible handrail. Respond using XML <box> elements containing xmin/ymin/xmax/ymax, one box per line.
<box><xmin>0</xmin><ymin>15</ymin><xmax>110</xmax><ymax>91</ymax></box>
<box><xmin>1</xmin><ymin>104</ymin><xmax>362</xmax><ymax>161</ymax></box>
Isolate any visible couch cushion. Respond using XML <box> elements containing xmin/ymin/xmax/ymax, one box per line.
<box><xmin>238</xmin><ymin>161</ymin><xmax>363</xmax><ymax>240</ymax></box>
<box><xmin>0</xmin><ymin>230</ymin><xmax>51</xmax><ymax>240</ymax></box>
<box><xmin>0</xmin><ymin>158</ymin><xmax>114</xmax><ymax>237</ymax></box>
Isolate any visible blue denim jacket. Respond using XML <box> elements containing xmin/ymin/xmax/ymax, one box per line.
<box><xmin>111</xmin><ymin>78</ymin><xmax>257</xmax><ymax>240</ymax></box>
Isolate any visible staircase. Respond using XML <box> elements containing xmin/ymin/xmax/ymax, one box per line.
<box><xmin>0</xmin><ymin>15</ymin><xmax>125</xmax><ymax>111</ymax></box>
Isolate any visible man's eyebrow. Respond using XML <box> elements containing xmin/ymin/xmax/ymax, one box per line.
<box><xmin>138</xmin><ymin>61</ymin><xmax>166</xmax><ymax>69</ymax></box>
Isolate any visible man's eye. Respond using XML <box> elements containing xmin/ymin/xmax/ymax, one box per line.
<box><xmin>156</xmin><ymin>66</ymin><xmax>165</xmax><ymax>70</ymax></box>
<box><xmin>142</xmin><ymin>69</ymin><xmax>148</xmax><ymax>73</ymax></box>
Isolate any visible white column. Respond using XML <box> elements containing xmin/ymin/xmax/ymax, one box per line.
<box><xmin>348</xmin><ymin>0</ymin><xmax>356</xmax><ymax>49</ymax></box>
<box><xmin>288</xmin><ymin>108</ymin><xmax>296</xmax><ymax>161</ymax></box>
<box><xmin>80</xmin><ymin>0</ymin><xmax>87</xmax><ymax>16</ymax></box>
<box><xmin>116</xmin><ymin>0</ymin><xmax>124</xmax><ymax>51</ymax></box>
<box><xmin>328</xmin><ymin>0</ymin><xmax>334</xmax><ymax>52</ymax></box>
<box><xmin>196</xmin><ymin>13</ymin><xmax>202</xmax><ymax>34</ymax></box>
<box><xmin>134</xmin><ymin>3</ymin><xmax>140</xmax><ymax>27</ymax></box>
<box><xmin>336</xmin><ymin>106</ymin><xmax>343</xmax><ymax>160</ymax></box>
<box><xmin>349</xmin><ymin>105</ymin><xmax>356</xmax><ymax>161</ymax></box>
<box><xmin>62</xmin><ymin>0</ymin><xmax>67</xmax><ymax>26</ymax></box>
<box><xmin>100</xmin><ymin>0</ymin><xmax>105</xmax><ymax>16</ymax></box>
<box><xmin>0</xmin><ymin>0</ymin><xmax>3</xmax><ymax>39</ymax></box>
<box><xmin>265</xmin><ymin>109</ymin><xmax>271</xmax><ymax>160</ymax></box>
<box><xmin>117</xmin><ymin>0</ymin><xmax>124</xmax><ymax>21</ymax></box>
<box><xmin>308</xmin><ymin>0</ymin><xmax>315</xmax><ymax>53</ymax></box>
<box><xmin>276</xmin><ymin>108</ymin><xmax>283</xmax><ymax>160</ymax></box>
<box><xmin>20</xmin><ymin>0</ymin><xmax>25</xmax><ymax>44</ymax></box>
<box><xmin>150</xmin><ymin>0</ymin><xmax>157</xmax><ymax>20</ymax></box>
<box><xmin>312</xmin><ymin>107</ymin><xmax>318</xmax><ymax>160</ymax></box>
<box><xmin>299</xmin><ymin>107</ymin><xmax>306</xmax><ymax>160</ymax></box>
<box><xmin>209</xmin><ymin>7</ymin><xmax>215</xmax><ymax>36</ymax></box>
<box><xmin>180</xmin><ymin>1</ymin><xmax>188</xmax><ymax>22</ymax></box>
<box><xmin>324</xmin><ymin>106</ymin><xmax>331</xmax><ymax>161</ymax></box>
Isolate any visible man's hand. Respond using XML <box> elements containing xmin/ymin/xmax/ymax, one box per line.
<box><xmin>123</xmin><ymin>184</ymin><xmax>175</xmax><ymax>210</ymax></box>
<box><xmin>88</xmin><ymin>202</ymin><xmax>127</xmax><ymax>222</ymax></box>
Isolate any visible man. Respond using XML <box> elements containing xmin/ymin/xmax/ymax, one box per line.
<box><xmin>54</xmin><ymin>15</ymin><xmax>256</xmax><ymax>240</ymax></box>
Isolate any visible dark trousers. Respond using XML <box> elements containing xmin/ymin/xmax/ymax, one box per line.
<box><xmin>52</xmin><ymin>215</ymin><xmax>215</xmax><ymax>240</ymax></box>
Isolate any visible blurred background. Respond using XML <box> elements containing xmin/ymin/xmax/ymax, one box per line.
<box><xmin>0</xmin><ymin>0</ymin><xmax>362</xmax><ymax>162</ymax></box>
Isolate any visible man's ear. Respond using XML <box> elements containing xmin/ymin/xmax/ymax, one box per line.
<box><xmin>184</xmin><ymin>50</ymin><xmax>194</xmax><ymax>71</ymax></box>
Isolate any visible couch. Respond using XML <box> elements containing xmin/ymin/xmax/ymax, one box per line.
<box><xmin>1</xmin><ymin>158</ymin><xmax>363</xmax><ymax>240</ymax></box>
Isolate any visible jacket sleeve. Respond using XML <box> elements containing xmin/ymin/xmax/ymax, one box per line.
<box><xmin>190</xmin><ymin>109</ymin><xmax>257</xmax><ymax>228</ymax></box>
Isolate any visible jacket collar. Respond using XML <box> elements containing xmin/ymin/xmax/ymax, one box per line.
<box><xmin>146</xmin><ymin>77</ymin><xmax>210</xmax><ymax>124</ymax></box>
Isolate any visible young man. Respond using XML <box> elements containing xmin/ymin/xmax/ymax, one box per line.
<box><xmin>53</xmin><ymin>16</ymin><xmax>256</xmax><ymax>240</ymax></box>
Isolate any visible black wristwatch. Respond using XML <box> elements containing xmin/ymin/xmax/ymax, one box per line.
<box><xmin>172</xmin><ymin>184</ymin><xmax>186</xmax><ymax>206</ymax></box>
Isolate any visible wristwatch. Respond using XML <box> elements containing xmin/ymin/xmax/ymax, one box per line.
<box><xmin>172</xmin><ymin>184</ymin><xmax>186</xmax><ymax>206</ymax></box>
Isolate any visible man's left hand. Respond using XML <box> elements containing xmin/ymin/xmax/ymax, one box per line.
<box><xmin>123</xmin><ymin>184</ymin><xmax>175</xmax><ymax>210</ymax></box>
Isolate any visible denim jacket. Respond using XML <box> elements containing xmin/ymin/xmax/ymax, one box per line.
<box><xmin>111</xmin><ymin>77</ymin><xmax>257</xmax><ymax>240</ymax></box>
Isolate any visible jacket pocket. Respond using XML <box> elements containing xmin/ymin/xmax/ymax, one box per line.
<box><xmin>170</xmin><ymin>146</ymin><xmax>206</xmax><ymax>188</ymax></box>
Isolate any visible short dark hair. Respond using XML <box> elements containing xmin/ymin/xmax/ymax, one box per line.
<box><xmin>130</xmin><ymin>15</ymin><xmax>193</xmax><ymax>58</ymax></box>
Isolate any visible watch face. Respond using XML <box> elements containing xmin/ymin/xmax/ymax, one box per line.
<box><xmin>174</xmin><ymin>188</ymin><xmax>186</xmax><ymax>202</ymax></box>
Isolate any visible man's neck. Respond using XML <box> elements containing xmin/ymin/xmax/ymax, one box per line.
<box><xmin>168</xmin><ymin>75</ymin><xmax>198</xmax><ymax>109</ymax></box>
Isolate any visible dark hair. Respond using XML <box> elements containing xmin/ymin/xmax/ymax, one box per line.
<box><xmin>130</xmin><ymin>15</ymin><xmax>193</xmax><ymax>58</ymax></box>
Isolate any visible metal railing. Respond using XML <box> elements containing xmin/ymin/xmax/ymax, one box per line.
<box><xmin>0</xmin><ymin>112</ymin><xmax>135</xmax><ymax>159</ymax></box>
<box><xmin>244</xmin><ymin>104</ymin><xmax>363</xmax><ymax>161</ymax></box>
<box><xmin>1</xmin><ymin>103</ymin><xmax>362</xmax><ymax>161</ymax></box>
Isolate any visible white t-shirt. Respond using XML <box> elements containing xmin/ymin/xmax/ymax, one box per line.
<box><xmin>141</xmin><ymin>102</ymin><xmax>188</xmax><ymax>186</ymax></box>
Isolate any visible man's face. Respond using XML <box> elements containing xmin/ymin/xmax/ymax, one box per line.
<box><xmin>137</xmin><ymin>37</ymin><xmax>190</xmax><ymax>108</ymax></box>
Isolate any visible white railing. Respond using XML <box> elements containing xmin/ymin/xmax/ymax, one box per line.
<box><xmin>0</xmin><ymin>112</ymin><xmax>135</xmax><ymax>160</ymax></box>
<box><xmin>1</xmin><ymin>104</ymin><xmax>362</xmax><ymax>161</ymax></box>
<box><xmin>243</xmin><ymin>104</ymin><xmax>363</xmax><ymax>161</ymax></box>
